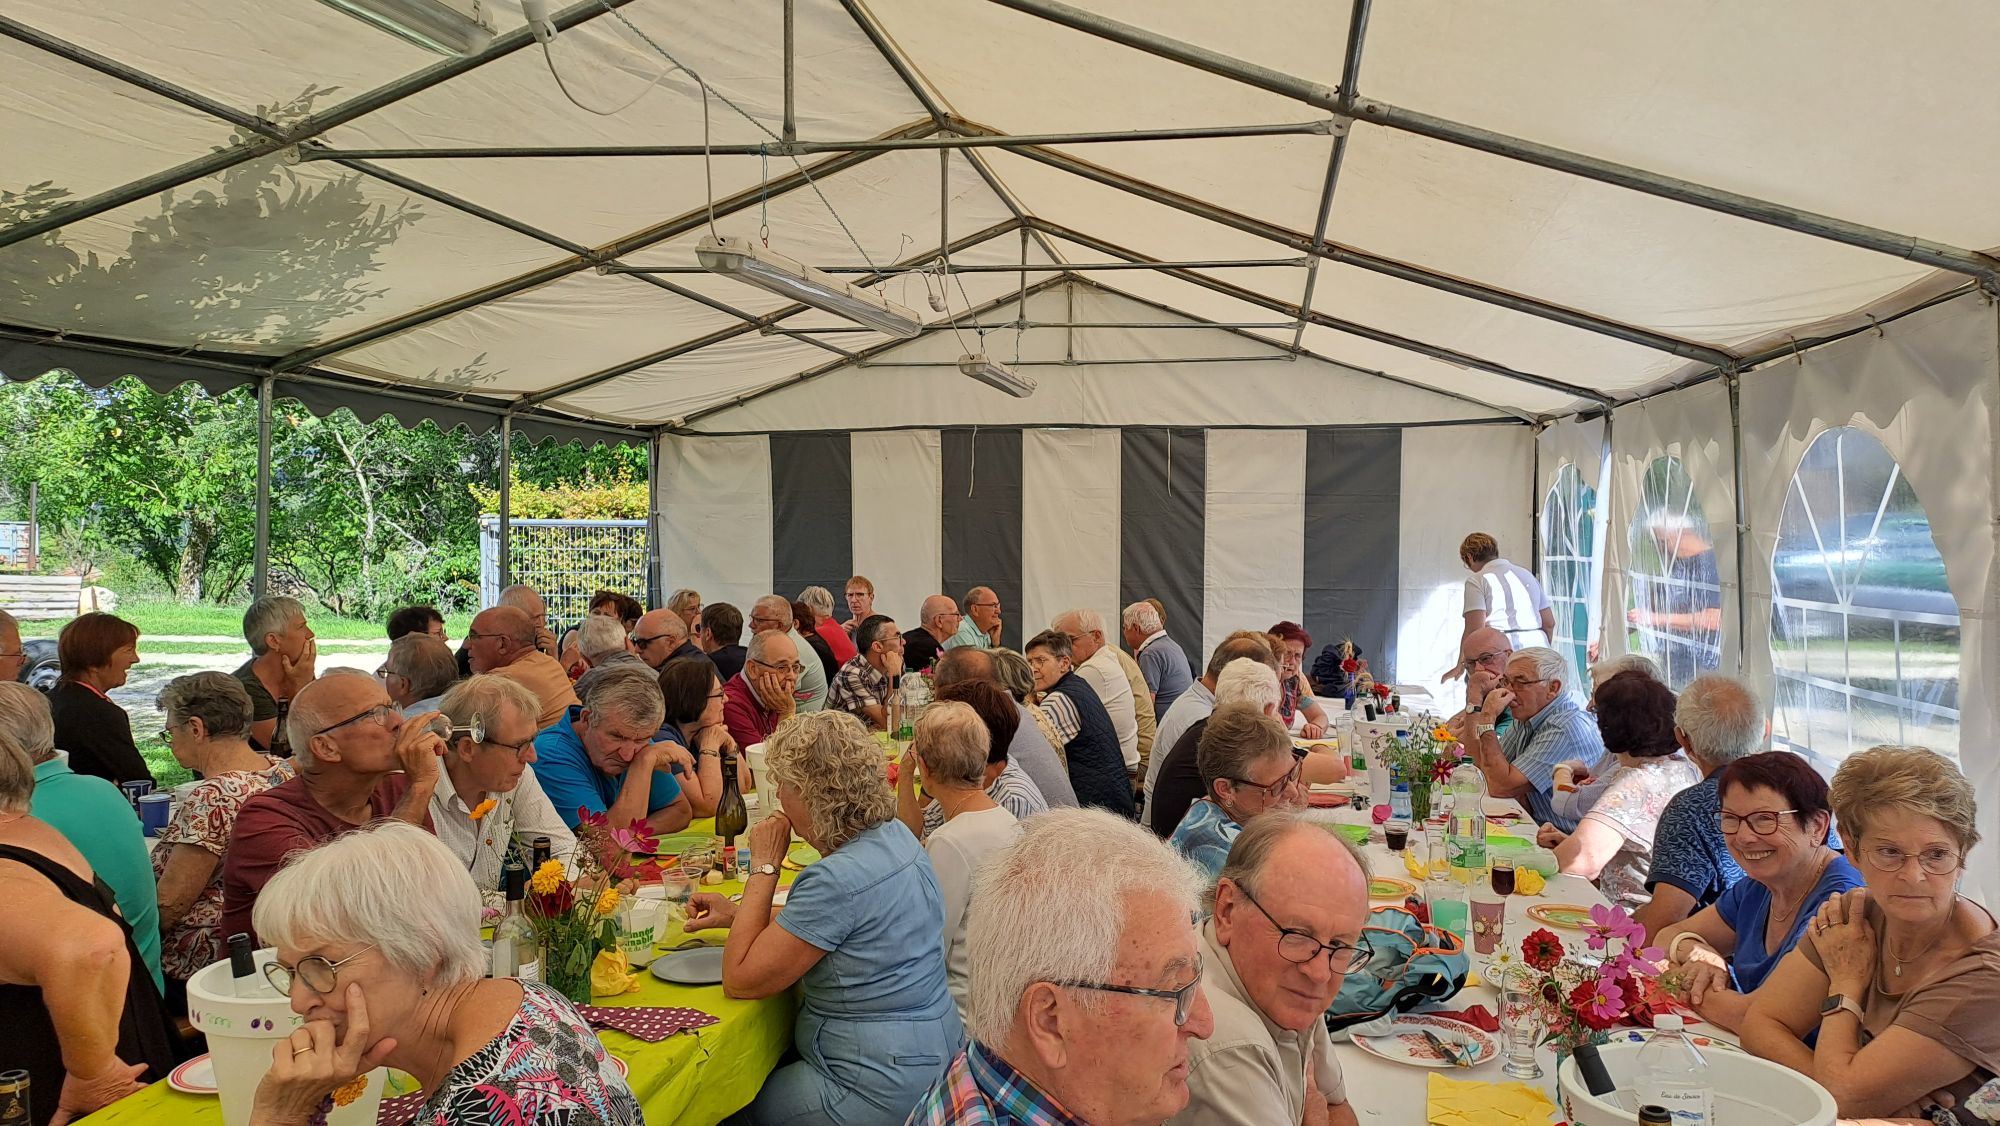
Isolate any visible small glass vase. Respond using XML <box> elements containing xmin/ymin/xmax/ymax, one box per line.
<box><xmin>1408</xmin><ymin>781</ymin><xmax>1433</xmax><ymax>822</ymax></box>
<box><xmin>543</xmin><ymin>933</ymin><xmax>596</xmax><ymax>1005</ymax></box>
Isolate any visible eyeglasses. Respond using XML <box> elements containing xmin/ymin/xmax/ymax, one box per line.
<box><xmin>263</xmin><ymin>945</ymin><xmax>375</xmax><ymax>996</ymax></box>
<box><xmin>749</xmin><ymin>615</ymin><xmax>787</xmax><ymax>629</ymax></box>
<box><xmin>312</xmin><ymin>703</ymin><xmax>398</xmax><ymax>737</ymax></box>
<box><xmin>1232</xmin><ymin>882</ymin><xmax>1373</xmax><ymax>972</ymax></box>
<box><xmin>1501</xmin><ymin>674</ymin><xmax>1547</xmax><ymax>690</ymax></box>
<box><xmin>631</xmin><ymin>633</ymin><xmax>671</xmax><ymax>649</ymax></box>
<box><xmin>479</xmin><ymin>734</ymin><xmax>537</xmax><ymax>760</ymax></box>
<box><xmin>1462</xmin><ymin>648</ymin><xmax>1509</xmax><ymax>671</ymax></box>
<box><xmin>1863</xmin><ymin>844</ymin><xmax>1961</xmax><ymax>875</ymax></box>
<box><xmin>1717</xmin><ymin>809</ymin><xmax>1797</xmax><ymax>835</ymax></box>
<box><xmin>0</xmin><ymin>649</ymin><xmax>23</xmax><ymax>659</ymax></box>
<box><xmin>968</xmin><ymin>601</ymin><xmax>1000</xmax><ymax>610</ymax></box>
<box><xmin>1228</xmin><ymin>759</ymin><xmax>1303</xmax><ymax>800</ymax></box>
<box><xmin>1051</xmin><ymin>960</ymin><xmax>1204</xmax><ymax>1026</ymax></box>
<box><xmin>751</xmin><ymin>658</ymin><xmax>806</xmax><ymax>676</ymax></box>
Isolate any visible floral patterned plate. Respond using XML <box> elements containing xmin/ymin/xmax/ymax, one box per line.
<box><xmin>1352</xmin><ymin>1014</ymin><xmax>1500</xmax><ymax>1069</ymax></box>
<box><xmin>1526</xmin><ymin>903</ymin><xmax>1594</xmax><ymax>930</ymax></box>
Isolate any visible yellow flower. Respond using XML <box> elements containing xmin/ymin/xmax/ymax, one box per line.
<box><xmin>1433</xmin><ymin>725</ymin><xmax>1455</xmax><ymax>743</ymax></box>
<box><xmin>595</xmin><ymin>887</ymin><xmax>621</xmax><ymax>916</ymax></box>
<box><xmin>468</xmin><ymin>798</ymin><xmax>498</xmax><ymax>822</ymax></box>
<box><xmin>530</xmin><ymin>860</ymin><xmax>565</xmax><ymax>896</ymax></box>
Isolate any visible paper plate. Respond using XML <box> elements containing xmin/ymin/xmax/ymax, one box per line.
<box><xmin>1352</xmin><ymin>1014</ymin><xmax>1500</xmax><ymax>1069</ymax></box>
<box><xmin>649</xmin><ymin>945</ymin><xmax>727</xmax><ymax>985</ymax></box>
<box><xmin>1368</xmin><ymin>876</ymin><xmax>1417</xmax><ymax>900</ymax></box>
<box><xmin>1526</xmin><ymin>903</ymin><xmax>1595</xmax><ymax>930</ymax></box>
<box><xmin>168</xmin><ymin>1054</ymin><xmax>217</xmax><ymax>1095</ymax></box>
<box><xmin>781</xmin><ymin>843</ymin><xmax>822</xmax><ymax>871</ymax></box>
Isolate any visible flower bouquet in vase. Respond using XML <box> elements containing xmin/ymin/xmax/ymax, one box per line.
<box><xmin>1510</xmin><ymin>905</ymin><xmax>1673</xmax><ymax>1062</ymax></box>
<box><xmin>525</xmin><ymin>808</ymin><xmax>664</xmax><ymax>1004</ymax></box>
<box><xmin>1381</xmin><ymin>717</ymin><xmax>1461</xmax><ymax>822</ymax></box>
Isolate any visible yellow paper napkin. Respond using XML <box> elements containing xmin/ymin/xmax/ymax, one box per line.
<box><xmin>1426</xmin><ymin>1072</ymin><xmax>1555</xmax><ymax>1126</ymax></box>
<box><xmin>1514</xmin><ymin>868</ymin><xmax>1548</xmax><ymax>896</ymax></box>
<box><xmin>591</xmin><ymin>949</ymin><xmax>642</xmax><ymax>996</ymax></box>
<box><xmin>1404</xmin><ymin>852</ymin><xmax>1427</xmax><ymax>882</ymax></box>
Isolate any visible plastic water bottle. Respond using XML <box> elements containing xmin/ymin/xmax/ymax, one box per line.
<box><xmin>1447</xmin><ymin>762</ymin><xmax>1488</xmax><ymax>883</ymax></box>
<box><xmin>1633</xmin><ymin>1015</ymin><xmax>1714</xmax><ymax>1126</ymax></box>
<box><xmin>1388</xmin><ymin>765</ymin><xmax>1413</xmax><ymax>822</ymax></box>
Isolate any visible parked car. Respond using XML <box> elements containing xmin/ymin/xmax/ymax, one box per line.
<box><xmin>18</xmin><ymin>638</ymin><xmax>58</xmax><ymax>692</ymax></box>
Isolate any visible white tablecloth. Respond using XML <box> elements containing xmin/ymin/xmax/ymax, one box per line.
<box><xmin>1299</xmin><ymin>796</ymin><xmax>1727</xmax><ymax>1122</ymax></box>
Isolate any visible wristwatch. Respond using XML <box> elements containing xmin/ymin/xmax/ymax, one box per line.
<box><xmin>1474</xmin><ymin>724</ymin><xmax>1496</xmax><ymax>738</ymax></box>
<box><xmin>1820</xmin><ymin>994</ymin><xmax>1865</xmax><ymax>1023</ymax></box>
<box><xmin>746</xmin><ymin>863</ymin><xmax>780</xmax><ymax>878</ymax></box>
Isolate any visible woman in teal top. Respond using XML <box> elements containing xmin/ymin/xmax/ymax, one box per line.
<box><xmin>687</xmin><ymin>710</ymin><xmax>960</xmax><ymax>1126</ymax></box>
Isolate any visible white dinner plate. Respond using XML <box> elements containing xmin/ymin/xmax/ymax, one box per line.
<box><xmin>168</xmin><ymin>1054</ymin><xmax>217</xmax><ymax>1095</ymax></box>
<box><xmin>649</xmin><ymin>945</ymin><xmax>726</xmax><ymax>985</ymax></box>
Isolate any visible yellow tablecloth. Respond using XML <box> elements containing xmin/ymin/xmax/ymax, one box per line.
<box><xmin>98</xmin><ymin>819</ymin><xmax>801</xmax><ymax>1126</ymax></box>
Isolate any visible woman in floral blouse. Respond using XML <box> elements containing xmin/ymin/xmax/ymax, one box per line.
<box><xmin>151</xmin><ymin>672</ymin><xmax>294</xmax><ymax>1006</ymax></box>
<box><xmin>250</xmin><ymin>822</ymin><xmax>640</xmax><ymax>1126</ymax></box>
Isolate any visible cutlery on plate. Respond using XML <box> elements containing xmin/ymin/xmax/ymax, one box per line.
<box><xmin>1420</xmin><ymin>1029</ymin><xmax>1469</xmax><ymax>1067</ymax></box>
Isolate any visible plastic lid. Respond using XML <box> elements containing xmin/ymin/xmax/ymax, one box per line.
<box><xmin>1653</xmin><ymin>1014</ymin><xmax>1684</xmax><ymax>1031</ymax></box>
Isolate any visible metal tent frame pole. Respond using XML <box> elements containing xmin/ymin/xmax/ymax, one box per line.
<box><xmin>498</xmin><ymin>417</ymin><xmax>513</xmax><ymax>589</ymax></box>
<box><xmin>606</xmin><ymin>256</ymin><xmax>1310</xmax><ymax>275</ymax></box>
<box><xmin>1292</xmin><ymin>0</ymin><xmax>1371</xmax><ymax>351</ymax></box>
<box><xmin>1726</xmin><ymin>368</ymin><xmax>1750</xmax><ymax>677</ymax></box>
<box><xmin>646</xmin><ymin>431</ymin><xmax>666</xmax><ymax>610</ymax></box>
<box><xmin>983</xmin><ymin>0</ymin><xmax>2000</xmax><ymax>286</ymax></box>
<box><xmin>254</xmin><ymin>376</ymin><xmax>273</xmax><ymax>598</ymax></box>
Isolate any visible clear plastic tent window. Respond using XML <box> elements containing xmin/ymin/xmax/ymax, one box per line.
<box><xmin>1626</xmin><ymin>456</ymin><xmax>1724</xmax><ymax>691</ymax></box>
<box><xmin>1542</xmin><ymin>462</ymin><xmax>1598</xmax><ymax>688</ymax></box>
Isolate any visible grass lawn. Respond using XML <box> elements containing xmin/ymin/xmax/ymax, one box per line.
<box><xmin>18</xmin><ymin>599</ymin><xmax>474</xmax><ymax>640</ymax></box>
<box><xmin>141</xmin><ymin>736</ymin><xmax>193</xmax><ymax>788</ymax></box>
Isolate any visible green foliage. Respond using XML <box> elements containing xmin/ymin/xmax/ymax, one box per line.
<box><xmin>470</xmin><ymin>471</ymin><xmax>649</xmax><ymax>520</ymax></box>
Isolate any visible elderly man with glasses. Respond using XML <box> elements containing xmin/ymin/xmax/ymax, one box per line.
<box><xmin>465</xmin><ymin>605</ymin><xmax>579</xmax><ymax>728</ymax></box>
<box><xmin>1168</xmin><ymin>704</ymin><xmax>1305</xmax><ymax>881</ymax></box>
<box><xmin>722</xmin><ymin>628</ymin><xmax>804</xmax><ymax>751</ymax></box>
<box><xmin>532</xmin><ymin>663</ymin><xmax>693</xmax><ymax>835</ymax></box>
<box><xmin>427</xmin><ymin>674</ymin><xmax>575</xmax><ymax>896</ymax></box>
<box><xmin>950</xmin><ymin>587</ymin><xmax>1004</xmax><ymax>650</ymax></box>
<box><xmin>220</xmin><ymin>668</ymin><xmax>446</xmax><ymax>945</ymax></box>
<box><xmin>1170</xmin><ymin>813</ymin><xmax>1370</xmax><ymax>1126</ymax></box>
<box><xmin>908</xmin><ymin>808</ymin><xmax>1215</xmax><ymax>1126</ymax></box>
<box><xmin>631</xmin><ymin>607</ymin><xmax>704</xmax><ymax>670</ymax></box>
<box><xmin>751</xmin><ymin>594</ymin><xmax>828</xmax><ymax>713</ymax></box>
<box><xmin>1459</xmin><ymin>646</ymin><xmax>1606</xmax><ymax>832</ymax></box>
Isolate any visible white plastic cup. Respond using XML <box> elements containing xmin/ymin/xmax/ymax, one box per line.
<box><xmin>187</xmin><ymin>950</ymin><xmax>386</xmax><ymax>1126</ymax></box>
<box><xmin>620</xmin><ymin>886</ymin><xmax>668</xmax><ymax>968</ymax></box>
<box><xmin>744</xmin><ymin>742</ymin><xmax>773</xmax><ymax>828</ymax></box>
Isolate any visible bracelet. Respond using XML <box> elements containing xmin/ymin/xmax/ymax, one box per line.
<box><xmin>1666</xmin><ymin>932</ymin><xmax>1711</xmax><ymax>963</ymax></box>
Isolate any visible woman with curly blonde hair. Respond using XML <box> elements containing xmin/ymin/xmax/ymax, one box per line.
<box><xmin>686</xmin><ymin>710</ymin><xmax>959</xmax><ymax>1125</ymax></box>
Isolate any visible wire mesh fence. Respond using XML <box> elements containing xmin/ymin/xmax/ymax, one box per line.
<box><xmin>479</xmin><ymin>517</ymin><xmax>651</xmax><ymax>629</ymax></box>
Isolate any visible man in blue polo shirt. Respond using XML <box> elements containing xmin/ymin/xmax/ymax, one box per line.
<box><xmin>532</xmin><ymin>664</ymin><xmax>693</xmax><ymax>834</ymax></box>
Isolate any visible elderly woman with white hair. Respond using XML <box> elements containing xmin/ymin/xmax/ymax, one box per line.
<box><xmin>685</xmin><ymin>710</ymin><xmax>959</xmax><ymax>1126</ymax></box>
<box><xmin>908</xmin><ymin>700</ymin><xmax>1024</xmax><ymax>1021</ymax></box>
<box><xmin>247</xmin><ymin>822</ymin><xmax>640</xmax><ymax>1126</ymax></box>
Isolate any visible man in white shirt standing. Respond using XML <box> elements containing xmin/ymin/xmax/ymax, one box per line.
<box><xmin>429</xmin><ymin>673</ymin><xmax>576</xmax><ymax>898</ymax></box>
<box><xmin>1053</xmin><ymin>608</ymin><xmax>1140</xmax><ymax>777</ymax></box>
<box><xmin>1459</xmin><ymin>532</ymin><xmax>1555</xmax><ymax>648</ymax></box>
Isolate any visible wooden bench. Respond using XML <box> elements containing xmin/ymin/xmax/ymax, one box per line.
<box><xmin>0</xmin><ymin>574</ymin><xmax>85</xmax><ymax>620</ymax></box>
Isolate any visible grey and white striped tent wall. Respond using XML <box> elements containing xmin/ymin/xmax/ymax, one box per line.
<box><xmin>656</xmin><ymin>423</ymin><xmax>1533</xmax><ymax>699</ymax></box>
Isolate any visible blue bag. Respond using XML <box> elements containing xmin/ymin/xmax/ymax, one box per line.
<box><xmin>1324</xmin><ymin>902</ymin><xmax>1470</xmax><ymax>1033</ymax></box>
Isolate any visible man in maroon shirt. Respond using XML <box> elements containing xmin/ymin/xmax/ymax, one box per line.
<box><xmin>221</xmin><ymin>669</ymin><xmax>445</xmax><ymax>943</ymax></box>
<box><xmin>721</xmin><ymin>630</ymin><xmax>801</xmax><ymax>750</ymax></box>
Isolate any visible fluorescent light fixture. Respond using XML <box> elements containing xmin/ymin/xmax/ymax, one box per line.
<box><xmin>697</xmin><ymin>235</ymin><xmax>921</xmax><ymax>339</ymax></box>
<box><xmin>958</xmin><ymin>353</ymin><xmax>1037</xmax><ymax>398</ymax></box>
<box><xmin>317</xmin><ymin>0</ymin><xmax>496</xmax><ymax>55</ymax></box>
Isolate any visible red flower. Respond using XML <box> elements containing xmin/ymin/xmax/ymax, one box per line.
<box><xmin>531</xmin><ymin>884</ymin><xmax>574</xmax><ymax>917</ymax></box>
<box><xmin>1568</xmin><ymin>978</ymin><xmax>1626</xmax><ymax>1030</ymax></box>
<box><xmin>1372</xmin><ymin>683</ymin><xmax>1393</xmax><ymax>699</ymax></box>
<box><xmin>1341</xmin><ymin>658</ymin><xmax>1360</xmax><ymax>675</ymax></box>
<box><xmin>1522</xmin><ymin>928</ymin><xmax>1565</xmax><ymax>971</ymax></box>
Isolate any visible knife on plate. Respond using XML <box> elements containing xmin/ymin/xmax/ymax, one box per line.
<box><xmin>1420</xmin><ymin>1029</ymin><xmax>1469</xmax><ymax>1067</ymax></box>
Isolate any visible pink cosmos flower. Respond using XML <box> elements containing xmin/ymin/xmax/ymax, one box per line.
<box><xmin>1586</xmin><ymin>903</ymin><xmax>1645</xmax><ymax>951</ymax></box>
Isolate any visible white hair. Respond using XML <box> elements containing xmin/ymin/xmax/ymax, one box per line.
<box><xmin>915</xmin><ymin>700</ymin><xmax>990</xmax><ymax>787</ymax></box>
<box><xmin>496</xmin><ymin>584</ymin><xmax>542</xmax><ymax>612</ymax></box>
<box><xmin>576</xmin><ymin>615</ymin><xmax>630</xmax><ymax>663</ymax></box>
<box><xmin>0</xmin><ymin>683</ymin><xmax>56</xmax><ymax>762</ymax></box>
<box><xmin>254</xmin><ymin>821</ymin><xmax>485</xmax><ymax>988</ymax></box>
<box><xmin>753</xmin><ymin>595</ymin><xmax>795</xmax><ymax>630</ymax></box>
<box><xmin>1058</xmin><ymin>607</ymin><xmax>1105</xmax><ymax>635</ymax></box>
<box><xmin>385</xmin><ymin>634</ymin><xmax>457</xmax><ymax>701</ymax></box>
<box><xmin>1214</xmin><ymin>658</ymin><xmax>1281</xmax><ymax>711</ymax></box>
<box><xmin>799</xmin><ymin>586</ymin><xmax>836</xmax><ymax>618</ymax></box>
<box><xmin>1511</xmin><ymin>646</ymin><xmax>1568</xmax><ymax>684</ymax></box>
<box><xmin>1121</xmin><ymin>602</ymin><xmax>1162</xmax><ymax>634</ymax></box>
<box><xmin>243</xmin><ymin>595</ymin><xmax>304</xmax><ymax>656</ymax></box>
<box><xmin>1675</xmin><ymin>675</ymin><xmax>1765</xmax><ymax>766</ymax></box>
<box><xmin>440</xmin><ymin>674</ymin><xmax>538</xmax><ymax>734</ymax></box>
<box><xmin>965</xmin><ymin>808</ymin><xmax>1205</xmax><ymax>1046</ymax></box>
<box><xmin>285</xmin><ymin>668</ymin><xmax>378</xmax><ymax>753</ymax></box>
<box><xmin>578</xmin><ymin>663</ymin><xmax>664</xmax><ymax>730</ymax></box>
<box><xmin>1590</xmin><ymin>653</ymin><xmax>1661</xmax><ymax>688</ymax></box>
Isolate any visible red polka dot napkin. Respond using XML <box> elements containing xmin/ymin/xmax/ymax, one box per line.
<box><xmin>578</xmin><ymin>1004</ymin><xmax>720</xmax><ymax>1043</ymax></box>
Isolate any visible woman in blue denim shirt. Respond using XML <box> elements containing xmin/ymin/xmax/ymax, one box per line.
<box><xmin>687</xmin><ymin>710</ymin><xmax>961</xmax><ymax>1125</ymax></box>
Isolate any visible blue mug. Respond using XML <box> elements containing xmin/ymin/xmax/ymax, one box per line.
<box><xmin>138</xmin><ymin>792</ymin><xmax>171</xmax><ymax>837</ymax></box>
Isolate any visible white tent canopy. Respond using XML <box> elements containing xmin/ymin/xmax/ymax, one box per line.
<box><xmin>4</xmin><ymin>1</ymin><xmax>2000</xmax><ymax>898</ymax></box>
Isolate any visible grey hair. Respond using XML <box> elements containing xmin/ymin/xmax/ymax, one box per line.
<box><xmin>157</xmin><ymin>671</ymin><xmax>255</xmax><ymax>739</ymax></box>
<box><xmin>1056</xmin><ymin>607</ymin><xmax>1105</xmax><ymax>635</ymax></box>
<box><xmin>667</xmin><ymin>589</ymin><xmax>701</xmax><ymax>613</ymax></box>
<box><xmin>1214</xmin><ymin>658</ymin><xmax>1281</xmax><ymax>711</ymax></box>
<box><xmin>799</xmin><ymin>586</ymin><xmax>836</xmax><ymax>618</ymax></box>
<box><xmin>764</xmin><ymin>710</ymin><xmax>896</xmax><ymax>851</ymax></box>
<box><xmin>1590</xmin><ymin>653</ymin><xmax>1661</xmax><ymax>689</ymax></box>
<box><xmin>965</xmin><ymin>807</ymin><xmax>1206</xmax><ymax>1045</ymax></box>
<box><xmin>286</xmin><ymin>668</ymin><xmax>378</xmax><ymax>754</ymax></box>
<box><xmin>746</xmin><ymin>628</ymin><xmax>795</xmax><ymax>664</ymax></box>
<box><xmin>1511</xmin><ymin>646</ymin><xmax>1568</xmax><ymax>684</ymax></box>
<box><xmin>440</xmin><ymin>674</ymin><xmax>539</xmax><ymax>736</ymax></box>
<box><xmin>1121</xmin><ymin>601</ymin><xmax>1163</xmax><ymax>634</ymax></box>
<box><xmin>1674</xmin><ymin>675</ymin><xmax>1765</xmax><ymax>767</ymax></box>
<box><xmin>0</xmin><ymin>682</ymin><xmax>56</xmax><ymax>762</ymax></box>
<box><xmin>1215</xmin><ymin>810</ymin><xmax>1370</xmax><ymax>907</ymax></box>
<box><xmin>254</xmin><ymin>820</ymin><xmax>485</xmax><ymax>988</ymax></box>
<box><xmin>915</xmin><ymin>700</ymin><xmax>991</xmax><ymax>788</ymax></box>
<box><xmin>0</xmin><ymin>731</ymin><xmax>34</xmax><ymax>813</ymax></box>
<box><xmin>1196</xmin><ymin>703</ymin><xmax>1293</xmax><ymax>797</ymax></box>
<box><xmin>243</xmin><ymin>595</ymin><xmax>305</xmax><ymax>655</ymax></box>
<box><xmin>385</xmin><ymin>634</ymin><xmax>457</xmax><ymax>702</ymax></box>
<box><xmin>576</xmin><ymin>615</ymin><xmax>630</xmax><ymax>663</ymax></box>
<box><xmin>990</xmin><ymin>649</ymin><xmax>1036</xmax><ymax>701</ymax></box>
<box><xmin>578</xmin><ymin>663</ymin><xmax>664</xmax><ymax>731</ymax></box>
<box><xmin>496</xmin><ymin>584</ymin><xmax>542</xmax><ymax>612</ymax></box>
<box><xmin>753</xmin><ymin>595</ymin><xmax>794</xmax><ymax>630</ymax></box>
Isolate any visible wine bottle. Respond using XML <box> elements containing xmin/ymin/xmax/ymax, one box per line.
<box><xmin>490</xmin><ymin>858</ymin><xmax>539</xmax><ymax>982</ymax></box>
<box><xmin>716</xmin><ymin>749</ymin><xmax>749</xmax><ymax>845</ymax></box>
<box><xmin>530</xmin><ymin>835</ymin><xmax>552</xmax><ymax>870</ymax></box>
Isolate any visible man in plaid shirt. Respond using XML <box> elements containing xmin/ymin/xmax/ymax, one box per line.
<box><xmin>906</xmin><ymin>809</ymin><xmax>1214</xmax><ymax>1125</ymax></box>
<box><xmin>828</xmin><ymin>614</ymin><xmax>903</xmax><ymax>731</ymax></box>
